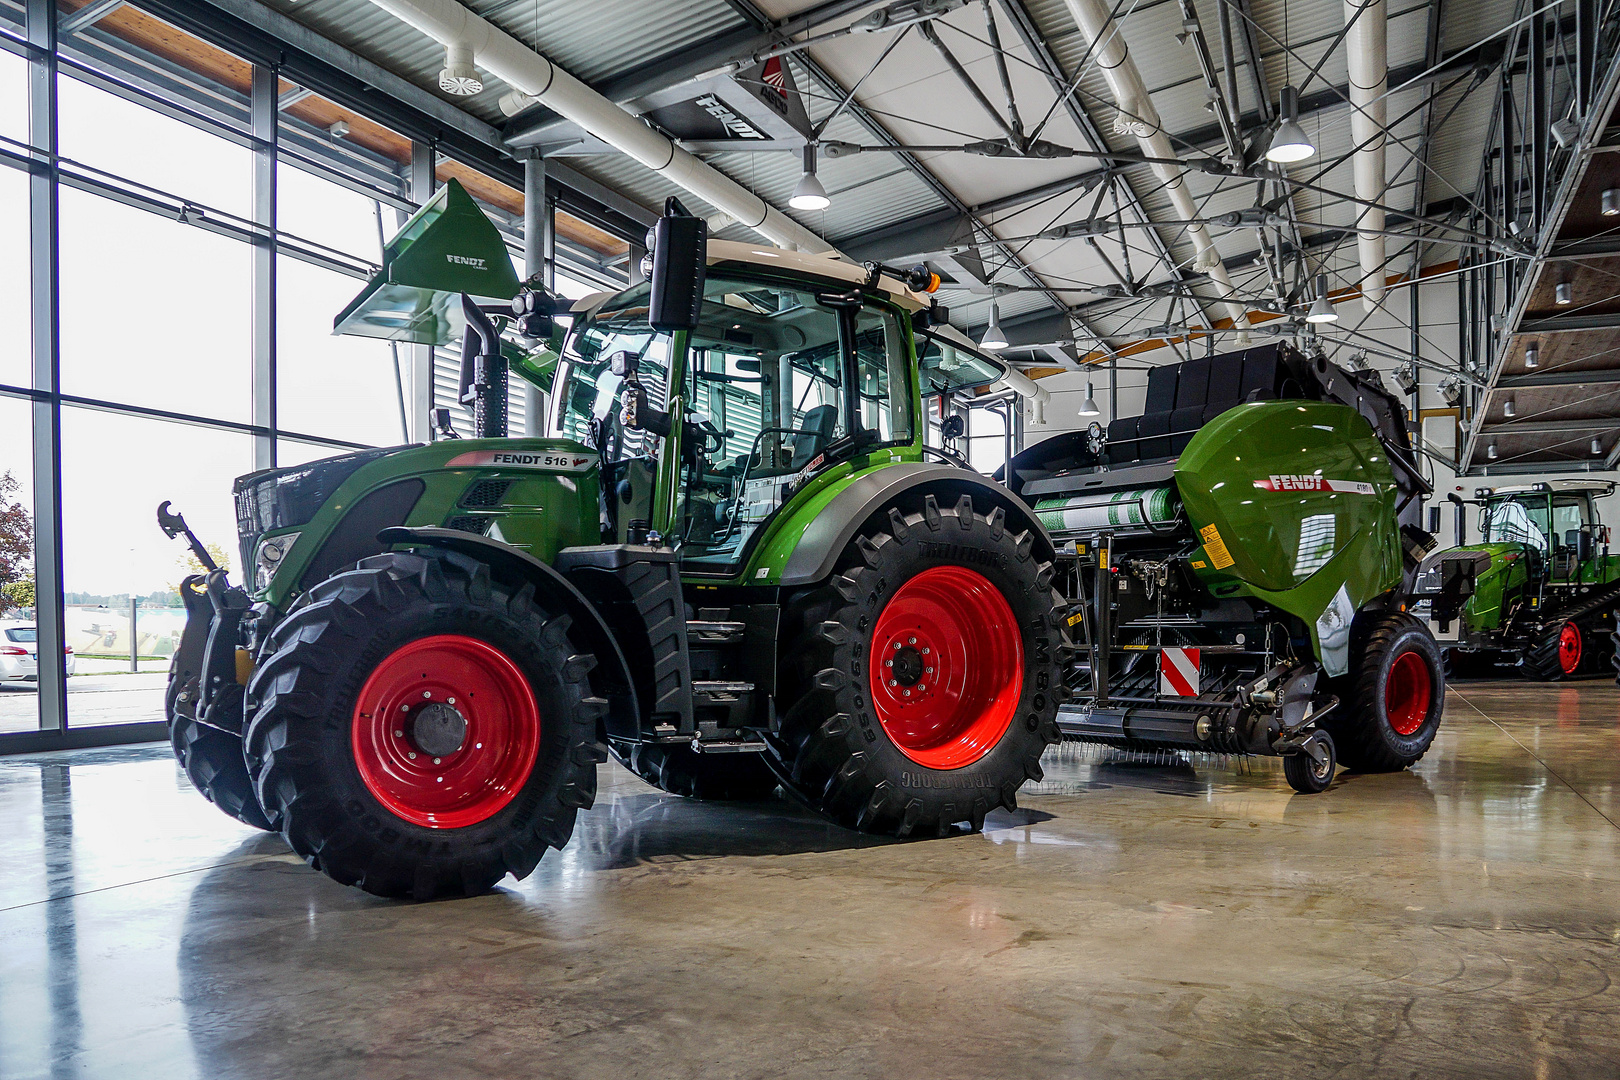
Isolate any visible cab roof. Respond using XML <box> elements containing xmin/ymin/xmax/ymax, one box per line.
<box><xmin>569</xmin><ymin>239</ymin><xmax>935</xmax><ymax>316</ymax></box>
<box><xmin>1482</xmin><ymin>479</ymin><xmax>1617</xmax><ymax>497</ymax></box>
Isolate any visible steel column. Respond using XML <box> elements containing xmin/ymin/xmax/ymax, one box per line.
<box><xmin>250</xmin><ymin>63</ymin><xmax>277</xmax><ymax>470</ymax></box>
<box><xmin>523</xmin><ymin>154</ymin><xmax>548</xmax><ymax>436</ymax></box>
<box><xmin>1530</xmin><ymin>10</ymin><xmax>1548</xmax><ymax>231</ymax></box>
<box><xmin>408</xmin><ymin>140</ymin><xmax>436</xmax><ymax>442</ymax></box>
<box><xmin>27</xmin><ymin>0</ymin><xmax>65</xmax><ymax>734</ymax></box>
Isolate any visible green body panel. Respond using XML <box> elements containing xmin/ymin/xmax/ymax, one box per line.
<box><xmin>255</xmin><ymin>438</ymin><xmax>599</xmax><ymax>609</ymax></box>
<box><xmin>1175</xmin><ymin>400</ymin><xmax>1402</xmax><ymax>664</ymax></box>
<box><xmin>1429</xmin><ymin>542</ymin><xmax>1531</xmax><ymax>633</ymax></box>
<box><xmin>333</xmin><ymin>179</ymin><xmax>521</xmax><ymax>345</ymax></box>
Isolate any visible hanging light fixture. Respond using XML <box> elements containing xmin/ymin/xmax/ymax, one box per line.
<box><xmin>1306</xmin><ymin>275</ymin><xmax>1338</xmax><ymax>323</ymax></box>
<box><xmin>1265</xmin><ymin>86</ymin><xmax>1316</xmax><ymax>164</ymax></box>
<box><xmin>1079</xmin><ymin>379</ymin><xmax>1100</xmax><ymax>417</ymax></box>
<box><xmin>1602</xmin><ymin>188</ymin><xmax>1619</xmax><ymax>217</ymax></box>
<box><xmin>1524</xmin><ymin>342</ymin><xmax>1540</xmax><ymax>369</ymax></box>
<box><xmin>1503</xmin><ymin>395</ymin><xmax>1516</xmax><ymax>418</ymax></box>
<box><xmin>789</xmin><ymin>145</ymin><xmax>830</xmax><ymax>211</ymax></box>
<box><xmin>1555</xmin><ymin>281</ymin><xmax>1574</xmax><ymax>305</ymax></box>
<box><xmin>1487</xmin><ymin>441</ymin><xmax>1499</xmax><ymax>460</ymax></box>
<box><xmin>1594</xmin><ymin>437</ymin><xmax>1605</xmax><ymax>456</ymax></box>
<box><xmin>980</xmin><ymin>303</ymin><xmax>1009</xmax><ymax>350</ymax></box>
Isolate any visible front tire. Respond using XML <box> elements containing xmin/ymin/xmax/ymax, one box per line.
<box><xmin>1324</xmin><ymin>613</ymin><xmax>1444</xmax><ymax>772</ymax></box>
<box><xmin>167</xmin><ymin>688</ymin><xmax>275</xmax><ymax>831</ymax></box>
<box><xmin>243</xmin><ymin>549</ymin><xmax>606</xmax><ymax>900</ymax></box>
<box><xmin>770</xmin><ymin>494</ymin><xmax>1066</xmax><ymax>837</ymax></box>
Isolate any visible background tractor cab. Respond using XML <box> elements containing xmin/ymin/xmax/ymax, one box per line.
<box><xmin>1412</xmin><ymin>478</ymin><xmax>1619</xmax><ymax>679</ymax></box>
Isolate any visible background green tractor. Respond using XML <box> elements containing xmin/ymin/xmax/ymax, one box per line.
<box><xmin>1001</xmin><ymin>342</ymin><xmax>1445</xmax><ymax>794</ymax></box>
<box><xmin>161</xmin><ymin>186</ymin><xmax>1070</xmax><ymax>899</ymax></box>
<box><xmin>1409</xmin><ymin>479</ymin><xmax>1619</xmax><ymax>679</ymax></box>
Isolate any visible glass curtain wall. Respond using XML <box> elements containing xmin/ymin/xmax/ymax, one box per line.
<box><xmin>0</xmin><ymin>0</ymin><xmax>627</xmax><ymax>751</ymax></box>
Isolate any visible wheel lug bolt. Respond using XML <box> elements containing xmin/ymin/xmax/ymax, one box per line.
<box><xmin>908</xmin><ymin>637</ymin><xmax>916</xmax><ymax>645</ymax></box>
<box><xmin>892</xmin><ymin>642</ymin><xmax>901</xmax><ymax>650</ymax></box>
<box><xmin>394</xmin><ymin>730</ymin><xmax>404</xmax><ymax>738</ymax></box>
<box><xmin>436</xmin><ymin>777</ymin><xmax>443</xmax><ymax>783</ymax></box>
<box><xmin>885</xmin><ymin>659</ymin><xmax>894</xmax><ymax>667</ymax></box>
<box><xmin>921</xmin><ymin>647</ymin><xmax>930</xmax><ymax>655</ymax></box>
<box><xmin>408</xmin><ymin>752</ymin><xmax>417</xmax><ymax>759</ymax></box>
<box><xmin>447</xmin><ymin>698</ymin><xmax>455</xmax><ymax>705</ymax></box>
<box><xmin>889</xmin><ymin>679</ymin><xmax>898</xmax><ymax>686</ymax></box>
<box><xmin>433</xmin><ymin>757</ymin><xmax>441</xmax><ymax>764</ymax></box>
<box><xmin>400</xmin><ymin>704</ymin><xmax>409</xmax><ymax>712</ymax></box>
<box><xmin>902</xmin><ymin>689</ymin><xmax>911</xmax><ymax>696</ymax></box>
<box><xmin>925</xmin><ymin>666</ymin><xmax>933</xmax><ymax>674</ymax></box>
<box><xmin>422</xmin><ymin>691</ymin><xmax>432</xmax><ymax>699</ymax></box>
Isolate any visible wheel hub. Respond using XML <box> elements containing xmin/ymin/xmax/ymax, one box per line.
<box><xmin>888</xmin><ymin>645</ymin><xmax>926</xmax><ymax>687</ymax></box>
<box><xmin>410</xmin><ymin>701</ymin><xmax>468</xmax><ymax>757</ymax></box>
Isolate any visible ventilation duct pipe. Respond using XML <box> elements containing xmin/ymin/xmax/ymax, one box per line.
<box><xmin>989</xmin><ymin>363</ymin><xmax>1052</xmax><ymax>426</ymax></box>
<box><xmin>1344</xmin><ymin>0</ymin><xmax>1387</xmax><ymax>311</ymax></box>
<box><xmin>1060</xmin><ymin>0</ymin><xmax>1249</xmax><ymax>334</ymax></box>
<box><xmin>363</xmin><ymin>0</ymin><xmax>835</xmax><ymax>254</ymax></box>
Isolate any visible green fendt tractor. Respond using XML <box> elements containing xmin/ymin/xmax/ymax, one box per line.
<box><xmin>160</xmin><ymin>183</ymin><xmax>1070</xmax><ymax>898</ymax></box>
<box><xmin>1409</xmin><ymin>480</ymin><xmax>1620</xmax><ymax>679</ymax></box>
<box><xmin>1001</xmin><ymin>342</ymin><xmax>1445</xmax><ymax>794</ymax></box>
<box><xmin>160</xmin><ymin>182</ymin><xmax>1444</xmax><ymax>900</ymax></box>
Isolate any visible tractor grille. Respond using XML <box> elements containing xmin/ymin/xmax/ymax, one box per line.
<box><xmin>459</xmin><ymin>478</ymin><xmax>513</xmax><ymax>508</ymax></box>
<box><xmin>232</xmin><ymin>445</ymin><xmax>405</xmax><ymax>581</ymax></box>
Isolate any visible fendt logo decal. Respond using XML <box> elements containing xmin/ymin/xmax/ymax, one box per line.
<box><xmin>1254</xmin><ymin>475</ymin><xmax>1375</xmax><ymax>495</ymax></box>
<box><xmin>446</xmin><ymin>450</ymin><xmax>596</xmax><ymax>473</ymax></box>
<box><xmin>446</xmin><ymin>254</ymin><xmax>488</xmax><ymax>269</ymax></box>
<box><xmin>695</xmin><ymin>94</ymin><xmax>767</xmax><ymax>139</ymax></box>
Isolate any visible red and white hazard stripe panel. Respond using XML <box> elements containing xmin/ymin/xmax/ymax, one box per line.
<box><xmin>1159</xmin><ymin>647</ymin><xmax>1201</xmax><ymax>697</ymax></box>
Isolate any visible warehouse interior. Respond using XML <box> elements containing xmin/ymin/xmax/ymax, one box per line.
<box><xmin>3</xmin><ymin>0</ymin><xmax>1620</xmax><ymax>1075</ymax></box>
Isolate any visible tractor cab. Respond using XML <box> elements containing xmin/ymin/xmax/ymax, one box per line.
<box><xmin>1475</xmin><ymin>482</ymin><xmax>1611</xmax><ymax>583</ymax></box>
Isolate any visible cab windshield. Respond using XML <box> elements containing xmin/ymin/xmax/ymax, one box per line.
<box><xmin>550</xmin><ymin>274</ymin><xmax>914</xmax><ymax>562</ymax></box>
<box><xmin>1479</xmin><ymin>495</ymin><xmax>1590</xmax><ymax>551</ymax></box>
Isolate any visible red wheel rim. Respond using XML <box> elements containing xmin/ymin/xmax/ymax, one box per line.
<box><xmin>351</xmin><ymin>635</ymin><xmax>540</xmax><ymax>828</ymax></box>
<box><xmin>1385</xmin><ymin>650</ymin><xmax>1431</xmax><ymax>737</ymax></box>
<box><xmin>1558</xmin><ymin>622</ymin><xmax>1583</xmax><ymax>674</ymax></box>
<box><xmin>868</xmin><ymin>566</ymin><xmax>1023</xmax><ymax>770</ymax></box>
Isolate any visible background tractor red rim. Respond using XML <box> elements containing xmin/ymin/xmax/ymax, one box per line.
<box><xmin>1558</xmin><ymin>622</ymin><xmax>1583</xmax><ymax>674</ymax></box>
<box><xmin>351</xmin><ymin>634</ymin><xmax>541</xmax><ymax>828</ymax></box>
<box><xmin>868</xmin><ymin>565</ymin><xmax>1023</xmax><ymax>770</ymax></box>
<box><xmin>1385</xmin><ymin>650</ymin><xmax>1431</xmax><ymax>737</ymax></box>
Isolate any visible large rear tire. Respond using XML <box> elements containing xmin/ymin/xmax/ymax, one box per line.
<box><xmin>1324</xmin><ymin>613</ymin><xmax>1444</xmax><ymax>772</ymax></box>
<box><xmin>609</xmin><ymin>741</ymin><xmax>779</xmax><ymax>800</ymax></box>
<box><xmin>243</xmin><ymin>549</ymin><xmax>606</xmax><ymax>900</ymax></box>
<box><xmin>167</xmin><ymin>668</ymin><xmax>275</xmax><ymax>831</ymax></box>
<box><xmin>769</xmin><ymin>494</ymin><xmax>1065</xmax><ymax>837</ymax></box>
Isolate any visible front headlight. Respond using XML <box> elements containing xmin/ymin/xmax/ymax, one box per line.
<box><xmin>255</xmin><ymin>531</ymin><xmax>301</xmax><ymax>591</ymax></box>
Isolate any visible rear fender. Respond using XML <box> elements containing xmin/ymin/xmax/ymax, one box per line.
<box><xmin>377</xmin><ymin>527</ymin><xmax>641</xmax><ymax>741</ymax></box>
<box><xmin>779</xmin><ymin>463</ymin><xmax>1054</xmax><ymax>586</ymax></box>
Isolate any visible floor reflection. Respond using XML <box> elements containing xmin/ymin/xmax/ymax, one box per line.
<box><xmin>2</xmin><ymin>682</ymin><xmax>1619</xmax><ymax>1078</ymax></box>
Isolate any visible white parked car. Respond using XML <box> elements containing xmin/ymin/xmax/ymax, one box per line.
<box><xmin>0</xmin><ymin>622</ymin><xmax>76</xmax><ymax>682</ymax></box>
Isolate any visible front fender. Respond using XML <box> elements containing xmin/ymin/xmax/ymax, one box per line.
<box><xmin>778</xmin><ymin>463</ymin><xmax>1055</xmax><ymax>586</ymax></box>
<box><xmin>378</xmin><ymin>527</ymin><xmax>641</xmax><ymax>741</ymax></box>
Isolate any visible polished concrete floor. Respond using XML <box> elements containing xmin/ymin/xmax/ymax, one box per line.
<box><xmin>3</xmin><ymin>681</ymin><xmax>1619</xmax><ymax>1080</ymax></box>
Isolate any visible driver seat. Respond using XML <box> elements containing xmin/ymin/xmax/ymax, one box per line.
<box><xmin>790</xmin><ymin>405</ymin><xmax>839</xmax><ymax>469</ymax></box>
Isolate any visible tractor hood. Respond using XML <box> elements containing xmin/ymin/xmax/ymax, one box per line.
<box><xmin>1412</xmin><ymin>542</ymin><xmax>1526</xmax><ymax>593</ymax></box>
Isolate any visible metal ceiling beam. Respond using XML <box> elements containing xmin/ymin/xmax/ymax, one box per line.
<box><xmin>1520</xmin><ymin>313</ymin><xmax>1620</xmax><ymax>334</ymax></box>
<box><xmin>1499</xmin><ymin>368</ymin><xmax>1620</xmax><ymax>388</ymax></box>
<box><xmin>1478</xmin><ymin>417</ymin><xmax>1620</xmax><ymax>434</ymax></box>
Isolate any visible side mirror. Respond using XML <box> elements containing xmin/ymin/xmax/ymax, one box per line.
<box><xmin>1427</xmin><ymin>505</ymin><xmax>1441</xmax><ymax>534</ymax></box>
<box><xmin>1579</xmin><ymin>530</ymin><xmax>1594</xmax><ymax>562</ymax></box>
<box><xmin>648</xmin><ymin>197</ymin><xmax>707</xmax><ymax>332</ymax></box>
<box><xmin>941</xmin><ymin>414</ymin><xmax>965</xmax><ymax>440</ymax></box>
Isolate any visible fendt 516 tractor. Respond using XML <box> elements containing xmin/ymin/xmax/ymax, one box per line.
<box><xmin>1409</xmin><ymin>480</ymin><xmax>1620</xmax><ymax>679</ymax></box>
<box><xmin>1001</xmin><ymin>343</ymin><xmax>1445</xmax><ymax>795</ymax></box>
<box><xmin>161</xmin><ymin>183</ymin><xmax>1443</xmax><ymax>900</ymax></box>
<box><xmin>161</xmin><ymin>184</ymin><xmax>1070</xmax><ymax>898</ymax></box>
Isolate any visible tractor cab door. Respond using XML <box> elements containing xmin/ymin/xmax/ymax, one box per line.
<box><xmin>673</xmin><ymin>275</ymin><xmax>913</xmax><ymax>569</ymax></box>
<box><xmin>550</xmin><ymin>287</ymin><xmax>672</xmax><ymax>543</ymax></box>
<box><xmin>1550</xmin><ymin>495</ymin><xmax>1592</xmax><ymax>581</ymax></box>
